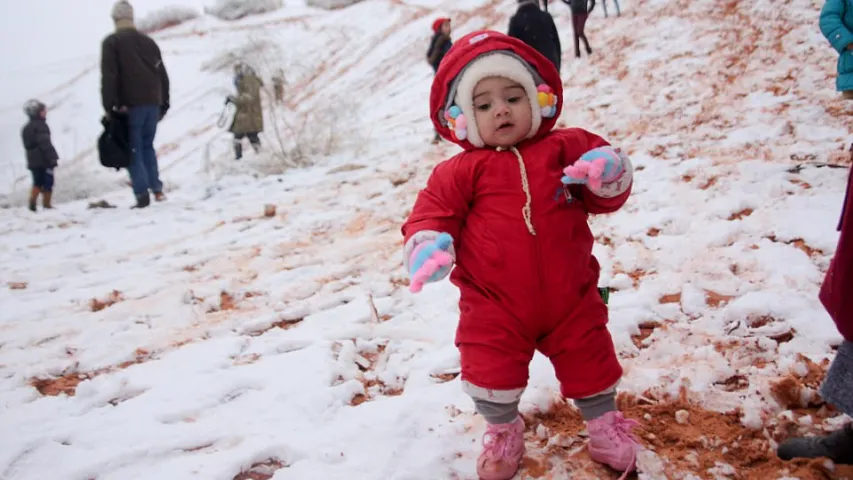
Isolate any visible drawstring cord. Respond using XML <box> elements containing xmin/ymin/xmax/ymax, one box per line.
<box><xmin>498</xmin><ymin>146</ymin><xmax>536</xmax><ymax>236</ymax></box>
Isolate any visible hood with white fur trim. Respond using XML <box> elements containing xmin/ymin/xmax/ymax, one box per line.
<box><xmin>430</xmin><ymin>30</ymin><xmax>562</xmax><ymax>151</ymax></box>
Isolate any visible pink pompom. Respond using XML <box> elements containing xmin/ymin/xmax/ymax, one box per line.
<box><xmin>537</xmin><ymin>84</ymin><xmax>552</xmax><ymax>93</ymax></box>
<box><xmin>456</xmin><ymin>128</ymin><xmax>467</xmax><ymax>140</ymax></box>
<box><xmin>455</xmin><ymin>115</ymin><xmax>467</xmax><ymax>130</ymax></box>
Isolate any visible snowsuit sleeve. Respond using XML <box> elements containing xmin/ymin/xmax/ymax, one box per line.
<box><xmin>820</xmin><ymin>0</ymin><xmax>853</xmax><ymax>54</ymax></box>
<box><xmin>556</xmin><ymin>128</ymin><xmax>632</xmax><ymax>214</ymax></box>
<box><xmin>401</xmin><ymin>155</ymin><xmax>474</xmax><ymax>246</ymax></box>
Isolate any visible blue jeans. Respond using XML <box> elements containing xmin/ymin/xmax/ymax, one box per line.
<box><xmin>127</xmin><ymin>105</ymin><xmax>162</xmax><ymax>196</ymax></box>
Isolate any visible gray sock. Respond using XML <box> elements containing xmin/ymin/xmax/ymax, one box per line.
<box><xmin>574</xmin><ymin>390</ymin><xmax>617</xmax><ymax>421</ymax></box>
<box><xmin>473</xmin><ymin>398</ymin><xmax>520</xmax><ymax>425</ymax></box>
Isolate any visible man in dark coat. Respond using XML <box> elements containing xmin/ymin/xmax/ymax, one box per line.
<box><xmin>508</xmin><ymin>0</ymin><xmax>562</xmax><ymax>72</ymax></box>
<box><xmin>777</xmin><ymin>166</ymin><xmax>853</xmax><ymax>464</ymax></box>
<box><xmin>562</xmin><ymin>0</ymin><xmax>595</xmax><ymax>57</ymax></box>
<box><xmin>100</xmin><ymin>0</ymin><xmax>170</xmax><ymax>208</ymax></box>
<box><xmin>21</xmin><ymin>99</ymin><xmax>59</xmax><ymax>212</ymax></box>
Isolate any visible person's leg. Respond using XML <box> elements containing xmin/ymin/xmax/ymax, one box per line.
<box><xmin>779</xmin><ymin>341</ymin><xmax>853</xmax><ymax>464</ymax></box>
<box><xmin>579</xmin><ymin>14</ymin><xmax>592</xmax><ymax>54</ymax></box>
<box><xmin>127</xmin><ymin>107</ymin><xmax>151</xmax><ymax>203</ymax></box>
<box><xmin>41</xmin><ymin>168</ymin><xmax>54</xmax><ymax>208</ymax></box>
<box><xmin>233</xmin><ymin>133</ymin><xmax>245</xmax><ymax>160</ymax></box>
<box><xmin>614</xmin><ymin>0</ymin><xmax>621</xmax><ymax>16</ymax></box>
<box><xmin>141</xmin><ymin>105</ymin><xmax>163</xmax><ymax>195</ymax></box>
<box><xmin>602</xmin><ymin>0</ymin><xmax>609</xmax><ymax>17</ymax></box>
<box><xmin>28</xmin><ymin>168</ymin><xmax>42</xmax><ymax>212</ymax></box>
<box><xmin>457</xmin><ymin>290</ymin><xmax>535</xmax><ymax>480</ymax></box>
<box><xmin>539</xmin><ymin>284</ymin><xmax>636</xmax><ymax>474</ymax></box>
<box><xmin>248</xmin><ymin>132</ymin><xmax>261</xmax><ymax>152</ymax></box>
<box><xmin>571</xmin><ymin>15</ymin><xmax>582</xmax><ymax>58</ymax></box>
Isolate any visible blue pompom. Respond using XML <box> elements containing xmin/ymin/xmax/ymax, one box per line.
<box><xmin>448</xmin><ymin>105</ymin><xmax>462</xmax><ymax>118</ymax></box>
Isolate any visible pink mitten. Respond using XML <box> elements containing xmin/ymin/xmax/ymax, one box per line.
<box><xmin>561</xmin><ymin>147</ymin><xmax>625</xmax><ymax>191</ymax></box>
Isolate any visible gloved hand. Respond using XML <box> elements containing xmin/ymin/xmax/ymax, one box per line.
<box><xmin>408</xmin><ymin>233</ymin><xmax>454</xmax><ymax>293</ymax></box>
<box><xmin>561</xmin><ymin>146</ymin><xmax>626</xmax><ymax>191</ymax></box>
<box><xmin>159</xmin><ymin>102</ymin><xmax>169</xmax><ymax>121</ymax></box>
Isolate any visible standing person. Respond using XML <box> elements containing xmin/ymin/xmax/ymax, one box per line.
<box><xmin>228</xmin><ymin>64</ymin><xmax>264</xmax><ymax>160</ymax></box>
<box><xmin>562</xmin><ymin>0</ymin><xmax>595</xmax><ymax>58</ymax></box>
<box><xmin>272</xmin><ymin>69</ymin><xmax>285</xmax><ymax>104</ymax></box>
<box><xmin>508</xmin><ymin>0</ymin><xmax>562</xmax><ymax>73</ymax></box>
<box><xmin>426</xmin><ymin>17</ymin><xmax>453</xmax><ymax>144</ymax></box>
<box><xmin>100</xmin><ymin>0</ymin><xmax>170</xmax><ymax>209</ymax></box>
<box><xmin>777</xmin><ymin>166</ymin><xmax>853</xmax><ymax>464</ymax></box>
<box><xmin>21</xmin><ymin>100</ymin><xmax>59</xmax><ymax>212</ymax></box>
<box><xmin>820</xmin><ymin>0</ymin><xmax>853</xmax><ymax>99</ymax></box>
<box><xmin>403</xmin><ymin>31</ymin><xmax>639</xmax><ymax>480</ymax></box>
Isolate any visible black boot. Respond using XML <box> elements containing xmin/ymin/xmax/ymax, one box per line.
<box><xmin>132</xmin><ymin>192</ymin><xmax>150</xmax><ymax>209</ymax></box>
<box><xmin>234</xmin><ymin>142</ymin><xmax>243</xmax><ymax>160</ymax></box>
<box><xmin>778</xmin><ymin>423</ymin><xmax>853</xmax><ymax>464</ymax></box>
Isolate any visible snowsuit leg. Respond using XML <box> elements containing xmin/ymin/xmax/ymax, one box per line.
<box><xmin>456</xmin><ymin>287</ymin><xmax>534</xmax><ymax>404</ymax></box>
<box><xmin>538</xmin><ymin>280</ymin><xmax>623</xmax><ymax>400</ymax></box>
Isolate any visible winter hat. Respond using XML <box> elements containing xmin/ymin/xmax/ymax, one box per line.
<box><xmin>432</xmin><ymin>17</ymin><xmax>450</xmax><ymax>33</ymax></box>
<box><xmin>111</xmin><ymin>0</ymin><xmax>134</xmax><ymax>22</ymax></box>
<box><xmin>445</xmin><ymin>50</ymin><xmax>557</xmax><ymax>147</ymax></box>
<box><xmin>23</xmin><ymin>99</ymin><xmax>45</xmax><ymax>118</ymax></box>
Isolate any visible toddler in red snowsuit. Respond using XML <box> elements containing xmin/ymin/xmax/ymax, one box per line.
<box><xmin>401</xmin><ymin>31</ymin><xmax>639</xmax><ymax>480</ymax></box>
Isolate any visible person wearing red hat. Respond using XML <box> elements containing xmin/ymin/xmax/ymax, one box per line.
<box><xmin>426</xmin><ymin>17</ymin><xmax>453</xmax><ymax>144</ymax></box>
<box><xmin>402</xmin><ymin>31</ymin><xmax>639</xmax><ymax>480</ymax></box>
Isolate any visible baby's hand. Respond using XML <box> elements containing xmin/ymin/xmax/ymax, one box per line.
<box><xmin>408</xmin><ymin>233</ymin><xmax>454</xmax><ymax>293</ymax></box>
<box><xmin>561</xmin><ymin>146</ymin><xmax>626</xmax><ymax>191</ymax></box>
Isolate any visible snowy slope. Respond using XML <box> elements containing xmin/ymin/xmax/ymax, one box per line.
<box><xmin>2</xmin><ymin>0</ymin><xmax>853</xmax><ymax>479</ymax></box>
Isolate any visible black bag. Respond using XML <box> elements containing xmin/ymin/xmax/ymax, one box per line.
<box><xmin>97</xmin><ymin>114</ymin><xmax>131</xmax><ymax>171</ymax></box>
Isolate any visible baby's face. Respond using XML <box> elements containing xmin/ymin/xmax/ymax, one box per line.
<box><xmin>472</xmin><ymin>76</ymin><xmax>532</xmax><ymax>148</ymax></box>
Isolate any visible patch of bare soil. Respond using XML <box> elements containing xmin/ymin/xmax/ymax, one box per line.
<box><xmin>516</xmin><ymin>394</ymin><xmax>853</xmax><ymax>479</ymax></box>
<box><xmin>30</xmin><ymin>348</ymin><xmax>152</xmax><ymax>396</ymax></box>
<box><xmin>232</xmin><ymin>458</ymin><xmax>287</xmax><ymax>480</ymax></box>
<box><xmin>89</xmin><ymin>290</ymin><xmax>124</xmax><ymax>312</ymax></box>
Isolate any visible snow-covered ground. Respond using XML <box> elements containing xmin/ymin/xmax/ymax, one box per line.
<box><xmin>2</xmin><ymin>0</ymin><xmax>853</xmax><ymax>478</ymax></box>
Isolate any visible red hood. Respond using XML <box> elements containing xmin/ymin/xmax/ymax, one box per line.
<box><xmin>429</xmin><ymin>30</ymin><xmax>563</xmax><ymax>151</ymax></box>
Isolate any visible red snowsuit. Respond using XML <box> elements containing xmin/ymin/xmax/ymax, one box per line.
<box><xmin>402</xmin><ymin>33</ymin><xmax>631</xmax><ymax>399</ymax></box>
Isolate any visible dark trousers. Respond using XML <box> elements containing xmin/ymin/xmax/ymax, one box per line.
<box><xmin>30</xmin><ymin>167</ymin><xmax>55</xmax><ymax>192</ymax></box>
<box><xmin>571</xmin><ymin>14</ymin><xmax>591</xmax><ymax>57</ymax></box>
<box><xmin>233</xmin><ymin>132</ymin><xmax>260</xmax><ymax>159</ymax></box>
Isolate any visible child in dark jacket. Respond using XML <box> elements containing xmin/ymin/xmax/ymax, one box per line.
<box><xmin>21</xmin><ymin>99</ymin><xmax>59</xmax><ymax>212</ymax></box>
<box><xmin>427</xmin><ymin>18</ymin><xmax>453</xmax><ymax>144</ymax></box>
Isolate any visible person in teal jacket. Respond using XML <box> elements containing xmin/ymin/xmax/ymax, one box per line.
<box><xmin>820</xmin><ymin>0</ymin><xmax>853</xmax><ymax>97</ymax></box>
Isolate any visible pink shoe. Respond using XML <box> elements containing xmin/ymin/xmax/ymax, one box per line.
<box><xmin>476</xmin><ymin>416</ymin><xmax>525</xmax><ymax>480</ymax></box>
<box><xmin>587</xmin><ymin>411</ymin><xmax>640</xmax><ymax>479</ymax></box>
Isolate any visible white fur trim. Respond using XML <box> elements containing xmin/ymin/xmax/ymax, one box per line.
<box><xmin>462</xmin><ymin>380</ymin><xmax>525</xmax><ymax>404</ymax></box>
<box><xmin>454</xmin><ymin>53</ymin><xmax>541</xmax><ymax>148</ymax></box>
<box><xmin>591</xmin><ymin>150</ymin><xmax>633</xmax><ymax>198</ymax></box>
<box><xmin>402</xmin><ymin>230</ymin><xmax>456</xmax><ymax>276</ymax></box>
